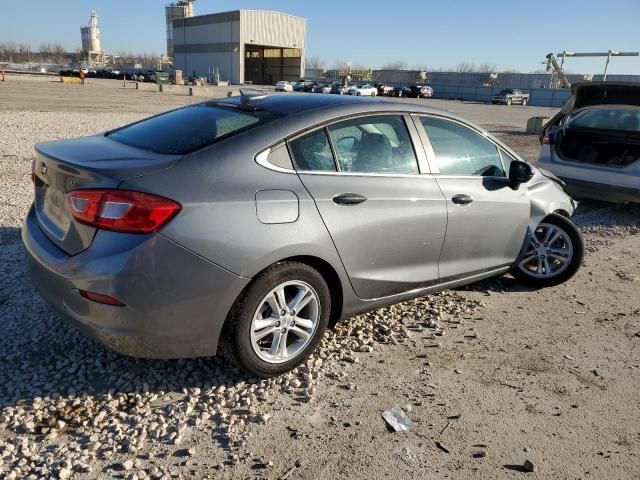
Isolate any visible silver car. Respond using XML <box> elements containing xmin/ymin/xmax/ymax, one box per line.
<box><xmin>23</xmin><ymin>93</ymin><xmax>583</xmax><ymax>377</ymax></box>
<box><xmin>538</xmin><ymin>82</ymin><xmax>640</xmax><ymax>203</ymax></box>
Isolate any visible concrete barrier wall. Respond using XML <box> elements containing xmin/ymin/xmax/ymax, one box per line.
<box><xmin>136</xmin><ymin>82</ymin><xmax>159</xmax><ymax>92</ymax></box>
<box><xmin>429</xmin><ymin>85</ymin><xmax>571</xmax><ymax>107</ymax></box>
<box><xmin>158</xmin><ymin>84</ymin><xmax>191</xmax><ymax>95</ymax></box>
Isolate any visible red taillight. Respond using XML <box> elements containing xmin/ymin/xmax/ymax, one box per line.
<box><xmin>542</xmin><ymin>134</ymin><xmax>551</xmax><ymax>145</ymax></box>
<box><xmin>66</xmin><ymin>189</ymin><xmax>181</xmax><ymax>234</ymax></box>
<box><xmin>79</xmin><ymin>290</ymin><xmax>125</xmax><ymax>306</ymax></box>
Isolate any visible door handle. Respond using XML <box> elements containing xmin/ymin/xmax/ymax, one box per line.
<box><xmin>333</xmin><ymin>193</ymin><xmax>367</xmax><ymax>206</ymax></box>
<box><xmin>451</xmin><ymin>194</ymin><xmax>473</xmax><ymax>205</ymax></box>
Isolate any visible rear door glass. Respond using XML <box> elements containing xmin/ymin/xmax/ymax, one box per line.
<box><xmin>108</xmin><ymin>104</ymin><xmax>280</xmax><ymax>155</ymax></box>
<box><xmin>289</xmin><ymin>129</ymin><xmax>336</xmax><ymax>172</ymax></box>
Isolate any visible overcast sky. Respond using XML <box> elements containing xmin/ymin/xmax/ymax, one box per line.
<box><xmin>1</xmin><ymin>0</ymin><xmax>639</xmax><ymax>74</ymax></box>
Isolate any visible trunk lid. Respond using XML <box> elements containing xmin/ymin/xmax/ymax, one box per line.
<box><xmin>33</xmin><ymin>134</ymin><xmax>180</xmax><ymax>255</ymax></box>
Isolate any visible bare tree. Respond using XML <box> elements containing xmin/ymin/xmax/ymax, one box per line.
<box><xmin>306</xmin><ymin>56</ymin><xmax>326</xmax><ymax>70</ymax></box>
<box><xmin>3</xmin><ymin>42</ymin><xmax>18</xmax><ymax>62</ymax></box>
<box><xmin>330</xmin><ymin>60</ymin><xmax>350</xmax><ymax>70</ymax></box>
<box><xmin>412</xmin><ymin>63</ymin><xmax>432</xmax><ymax>71</ymax></box>
<box><xmin>380</xmin><ymin>61</ymin><xmax>408</xmax><ymax>70</ymax></box>
<box><xmin>52</xmin><ymin>43</ymin><xmax>66</xmax><ymax>64</ymax></box>
<box><xmin>477</xmin><ymin>63</ymin><xmax>496</xmax><ymax>73</ymax></box>
<box><xmin>455</xmin><ymin>61</ymin><xmax>476</xmax><ymax>73</ymax></box>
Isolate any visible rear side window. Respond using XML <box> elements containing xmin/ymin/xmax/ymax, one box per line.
<box><xmin>108</xmin><ymin>104</ymin><xmax>280</xmax><ymax>155</ymax></box>
<box><xmin>289</xmin><ymin>130</ymin><xmax>336</xmax><ymax>171</ymax></box>
<box><xmin>420</xmin><ymin>116</ymin><xmax>505</xmax><ymax>177</ymax></box>
<box><xmin>327</xmin><ymin>116</ymin><xmax>418</xmax><ymax>174</ymax></box>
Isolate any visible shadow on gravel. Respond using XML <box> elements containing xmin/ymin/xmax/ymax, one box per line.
<box><xmin>0</xmin><ymin>226</ymin><xmax>250</xmax><ymax>447</ymax></box>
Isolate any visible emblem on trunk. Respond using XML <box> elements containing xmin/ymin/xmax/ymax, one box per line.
<box><xmin>39</xmin><ymin>162</ymin><xmax>47</xmax><ymax>175</ymax></box>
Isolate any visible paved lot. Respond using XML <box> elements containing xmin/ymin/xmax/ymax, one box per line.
<box><xmin>0</xmin><ymin>77</ymin><xmax>638</xmax><ymax>480</ymax></box>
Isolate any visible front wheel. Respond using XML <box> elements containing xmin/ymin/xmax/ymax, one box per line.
<box><xmin>507</xmin><ymin>98</ymin><xmax>512</xmax><ymax>106</ymax></box>
<box><xmin>511</xmin><ymin>213</ymin><xmax>584</xmax><ymax>287</ymax></box>
<box><xmin>522</xmin><ymin>98</ymin><xmax>528</xmax><ymax>106</ymax></box>
<box><xmin>221</xmin><ymin>262</ymin><xmax>331</xmax><ymax>377</ymax></box>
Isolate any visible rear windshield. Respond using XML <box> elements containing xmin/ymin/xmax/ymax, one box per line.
<box><xmin>571</xmin><ymin>108</ymin><xmax>640</xmax><ymax>132</ymax></box>
<box><xmin>107</xmin><ymin>104</ymin><xmax>280</xmax><ymax>155</ymax></box>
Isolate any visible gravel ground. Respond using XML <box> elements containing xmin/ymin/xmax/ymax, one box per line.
<box><xmin>1</xmin><ymin>80</ymin><xmax>639</xmax><ymax>479</ymax></box>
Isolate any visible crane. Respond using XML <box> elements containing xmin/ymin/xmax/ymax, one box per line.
<box><xmin>545</xmin><ymin>53</ymin><xmax>571</xmax><ymax>89</ymax></box>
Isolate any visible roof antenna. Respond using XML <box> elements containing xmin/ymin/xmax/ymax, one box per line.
<box><xmin>239</xmin><ymin>88</ymin><xmax>269</xmax><ymax>100</ymax></box>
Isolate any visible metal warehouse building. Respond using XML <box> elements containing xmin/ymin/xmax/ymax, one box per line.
<box><xmin>172</xmin><ymin>10</ymin><xmax>306</xmax><ymax>85</ymax></box>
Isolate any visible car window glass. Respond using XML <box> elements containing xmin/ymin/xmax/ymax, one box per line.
<box><xmin>500</xmin><ymin>149</ymin><xmax>517</xmax><ymax>173</ymax></box>
<box><xmin>108</xmin><ymin>104</ymin><xmax>280</xmax><ymax>155</ymax></box>
<box><xmin>327</xmin><ymin>116</ymin><xmax>418</xmax><ymax>174</ymax></box>
<box><xmin>571</xmin><ymin>108</ymin><xmax>640</xmax><ymax>132</ymax></box>
<box><xmin>420</xmin><ymin>116</ymin><xmax>505</xmax><ymax>177</ymax></box>
<box><xmin>289</xmin><ymin>129</ymin><xmax>336</xmax><ymax>172</ymax></box>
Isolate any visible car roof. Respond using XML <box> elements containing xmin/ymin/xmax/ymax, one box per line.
<box><xmin>212</xmin><ymin>92</ymin><xmax>468</xmax><ymax>124</ymax></box>
<box><xmin>214</xmin><ymin>92</ymin><xmax>382</xmax><ymax>116</ymax></box>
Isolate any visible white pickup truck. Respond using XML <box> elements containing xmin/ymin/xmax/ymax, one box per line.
<box><xmin>491</xmin><ymin>89</ymin><xmax>530</xmax><ymax>106</ymax></box>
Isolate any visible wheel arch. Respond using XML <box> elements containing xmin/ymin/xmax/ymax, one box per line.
<box><xmin>280</xmin><ymin>255</ymin><xmax>344</xmax><ymax>328</ymax></box>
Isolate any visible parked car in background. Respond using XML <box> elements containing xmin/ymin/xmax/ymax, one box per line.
<box><xmin>405</xmin><ymin>85</ymin><xmax>434</xmax><ymax>98</ymax></box>
<box><xmin>24</xmin><ymin>93</ymin><xmax>582</xmax><ymax>377</ymax></box>
<box><xmin>492</xmin><ymin>89</ymin><xmax>530</xmax><ymax>106</ymax></box>
<box><xmin>349</xmin><ymin>84</ymin><xmax>377</xmax><ymax>96</ymax></box>
<box><xmin>391</xmin><ymin>85</ymin><xmax>405</xmax><ymax>97</ymax></box>
<box><xmin>312</xmin><ymin>82</ymin><xmax>333</xmax><ymax>94</ymax></box>
<box><xmin>293</xmin><ymin>80</ymin><xmax>314</xmax><ymax>92</ymax></box>
<box><xmin>376</xmin><ymin>83</ymin><xmax>396</xmax><ymax>96</ymax></box>
<box><xmin>275</xmin><ymin>81</ymin><xmax>293</xmax><ymax>92</ymax></box>
<box><xmin>302</xmin><ymin>81</ymin><xmax>320</xmax><ymax>93</ymax></box>
<box><xmin>330</xmin><ymin>83</ymin><xmax>350</xmax><ymax>95</ymax></box>
<box><xmin>538</xmin><ymin>82</ymin><xmax>640</xmax><ymax>204</ymax></box>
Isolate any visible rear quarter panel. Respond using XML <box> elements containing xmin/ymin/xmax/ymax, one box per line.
<box><xmin>119</xmin><ymin>128</ymin><xmax>352</xmax><ymax>289</ymax></box>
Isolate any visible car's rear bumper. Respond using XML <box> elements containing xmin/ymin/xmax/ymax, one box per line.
<box><xmin>559</xmin><ymin>177</ymin><xmax>640</xmax><ymax>204</ymax></box>
<box><xmin>22</xmin><ymin>206</ymin><xmax>250</xmax><ymax>358</ymax></box>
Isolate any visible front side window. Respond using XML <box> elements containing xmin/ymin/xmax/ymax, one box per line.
<box><xmin>419</xmin><ymin>116</ymin><xmax>505</xmax><ymax>177</ymax></box>
<box><xmin>289</xmin><ymin>129</ymin><xmax>336</xmax><ymax>172</ymax></box>
<box><xmin>327</xmin><ymin>115</ymin><xmax>419</xmax><ymax>174</ymax></box>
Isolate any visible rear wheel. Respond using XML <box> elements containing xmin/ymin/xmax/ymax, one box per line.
<box><xmin>511</xmin><ymin>213</ymin><xmax>584</xmax><ymax>287</ymax></box>
<box><xmin>522</xmin><ymin>97</ymin><xmax>528</xmax><ymax>106</ymax></box>
<box><xmin>507</xmin><ymin>98</ymin><xmax>512</xmax><ymax>106</ymax></box>
<box><xmin>221</xmin><ymin>262</ymin><xmax>331</xmax><ymax>377</ymax></box>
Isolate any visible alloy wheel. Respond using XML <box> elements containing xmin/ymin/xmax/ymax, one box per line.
<box><xmin>517</xmin><ymin>223</ymin><xmax>574</xmax><ymax>278</ymax></box>
<box><xmin>250</xmin><ymin>281</ymin><xmax>320</xmax><ymax>364</ymax></box>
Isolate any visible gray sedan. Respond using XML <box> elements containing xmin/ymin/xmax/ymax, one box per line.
<box><xmin>23</xmin><ymin>93</ymin><xmax>583</xmax><ymax>377</ymax></box>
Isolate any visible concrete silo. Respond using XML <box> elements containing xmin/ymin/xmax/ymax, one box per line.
<box><xmin>81</xmin><ymin>10</ymin><xmax>104</xmax><ymax>63</ymax></box>
<box><xmin>166</xmin><ymin>1</ymin><xmax>195</xmax><ymax>59</ymax></box>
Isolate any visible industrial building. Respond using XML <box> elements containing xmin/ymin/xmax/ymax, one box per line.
<box><xmin>171</xmin><ymin>9</ymin><xmax>306</xmax><ymax>84</ymax></box>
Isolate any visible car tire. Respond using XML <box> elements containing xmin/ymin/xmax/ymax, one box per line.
<box><xmin>522</xmin><ymin>98</ymin><xmax>528</xmax><ymax>106</ymax></box>
<box><xmin>511</xmin><ymin>213</ymin><xmax>584</xmax><ymax>288</ymax></box>
<box><xmin>221</xmin><ymin>261</ymin><xmax>331</xmax><ymax>377</ymax></box>
<box><xmin>507</xmin><ymin>98</ymin><xmax>512</xmax><ymax>106</ymax></box>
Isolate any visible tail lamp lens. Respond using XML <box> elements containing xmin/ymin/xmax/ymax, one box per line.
<box><xmin>66</xmin><ymin>189</ymin><xmax>181</xmax><ymax>234</ymax></box>
<box><xmin>542</xmin><ymin>134</ymin><xmax>551</xmax><ymax>145</ymax></box>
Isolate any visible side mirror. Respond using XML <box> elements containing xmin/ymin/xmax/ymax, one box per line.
<box><xmin>509</xmin><ymin>160</ymin><xmax>534</xmax><ymax>190</ymax></box>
